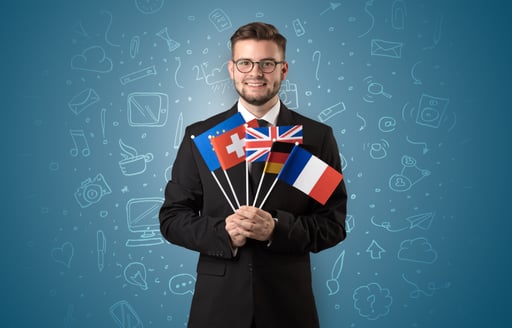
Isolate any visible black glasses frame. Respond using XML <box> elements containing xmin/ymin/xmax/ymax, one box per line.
<box><xmin>232</xmin><ymin>59</ymin><xmax>285</xmax><ymax>73</ymax></box>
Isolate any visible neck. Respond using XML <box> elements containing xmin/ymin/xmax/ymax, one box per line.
<box><xmin>239</xmin><ymin>97</ymin><xmax>278</xmax><ymax>118</ymax></box>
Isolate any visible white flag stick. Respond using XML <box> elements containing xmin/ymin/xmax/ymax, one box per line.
<box><xmin>246</xmin><ymin>161</ymin><xmax>249</xmax><ymax>206</ymax></box>
<box><xmin>252</xmin><ymin>170</ymin><xmax>267</xmax><ymax>207</ymax></box>
<box><xmin>223</xmin><ymin>169</ymin><xmax>240</xmax><ymax>209</ymax></box>
<box><xmin>210</xmin><ymin>171</ymin><xmax>236</xmax><ymax>212</ymax></box>
<box><xmin>258</xmin><ymin>175</ymin><xmax>279</xmax><ymax>209</ymax></box>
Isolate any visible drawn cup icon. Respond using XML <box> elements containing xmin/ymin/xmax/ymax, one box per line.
<box><xmin>118</xmin><ymin>139</ymin><xmax>153</xmax><ymax>176</ymax></box>
<box><xmin>119</xmin><ymin>153</ymin><xmax>154</xmax><ymax>176</ymax></box>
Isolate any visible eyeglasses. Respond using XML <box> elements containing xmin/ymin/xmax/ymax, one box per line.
<box><xmin>232</xmin><ymin>59</ymin><xmax>285</xmax><ymax>73</ymax></box>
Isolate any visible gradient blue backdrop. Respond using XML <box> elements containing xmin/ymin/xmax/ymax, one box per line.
<box><xmin>2</xmin><ymin>0</ymin><xmax>510</xmax><ymax>327</ymax></box>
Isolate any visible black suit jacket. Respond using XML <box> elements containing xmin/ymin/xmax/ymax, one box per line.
<box><xmin>160</xmin><ymin>103</ymin><xmax>347</xmax><ymax>328</ymax></box>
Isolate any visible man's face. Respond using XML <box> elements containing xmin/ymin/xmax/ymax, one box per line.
<box><xmin>228</xmin><ymin>40</ymin><xmax>288</xmax><ymax>108</ymax></box>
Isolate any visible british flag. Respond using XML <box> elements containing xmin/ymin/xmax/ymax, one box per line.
<box><xmin>245</xmin><ymin>125</ymin><xmax>303</xmax><ymax>162</ymax></box>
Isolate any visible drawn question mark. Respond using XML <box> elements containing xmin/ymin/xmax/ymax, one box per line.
<box><xmin>367</xmin><ymin>294</ymin><xmax>376</xmax><ymax>313</ymax></box>
<box><xmin>312</xmin><ymin>50</ymin><xmax>321</xmax><ymax>81</ymax></box>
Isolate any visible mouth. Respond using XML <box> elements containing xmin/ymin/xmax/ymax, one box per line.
<box><xmin>244</xmin><ymin>81</ymin><xmax>267</xmax><ymax>88</ymax></box>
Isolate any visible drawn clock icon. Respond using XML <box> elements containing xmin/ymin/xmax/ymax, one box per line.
<box><xmin>135</xmin><ymin>0</ymin><xmax>165</xmax><ymax>14</ymax></box>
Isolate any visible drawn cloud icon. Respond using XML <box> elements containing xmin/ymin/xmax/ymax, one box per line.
<box><xmin>397</xmin><ymin>237</ymin><xmax>438</xmax><ymax>264</ymax></box>
<box><xmin>353</xmin><ymin>282</ymin><xmax>393</xmax><ymax>320</ymax></box>
<box><xmin>71</xmin><ymin>45</ymin><xmax>113</xmax><ymax>73</ymax></box>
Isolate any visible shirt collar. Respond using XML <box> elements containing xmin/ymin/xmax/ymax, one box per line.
<box><xmin>237</xmin><ymin>99</ymin><xmax>280</xmax><ymax>126</ymax></box>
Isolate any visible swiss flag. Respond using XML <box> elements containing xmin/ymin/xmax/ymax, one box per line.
<box><xmin>210</xmin><ymin>120</ymin><xmax>257</xmax><ymax>170</ymax></box>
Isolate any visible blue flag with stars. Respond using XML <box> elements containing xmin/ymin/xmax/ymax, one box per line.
<box><xmin>192</xmin><ymin>112</ymin><xmax>246</xmax><ymax>171</ymax></box>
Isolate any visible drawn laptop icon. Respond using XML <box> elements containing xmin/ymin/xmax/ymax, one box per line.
<box><xmin>127</xmin><ymin>92</ymin><xmax>169</xmax><ymax>127</ymax></box>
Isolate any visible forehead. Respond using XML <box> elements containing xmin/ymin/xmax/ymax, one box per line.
<box><xmin>232</xmin><ymin>40</ymin><xmax>283</xmax><ymax>59</ymax></box>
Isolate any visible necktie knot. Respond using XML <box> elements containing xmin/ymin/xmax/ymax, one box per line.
<box><xmin>257</xmin><ymin>119</ymin><xmax>269</xmax><ymax>127</ymax></box>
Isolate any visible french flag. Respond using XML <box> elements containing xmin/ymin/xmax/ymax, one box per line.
<box><xmin>278</xmin><ymin>145</ymin><xmax>343</xmax><ymax>205</ymax></box>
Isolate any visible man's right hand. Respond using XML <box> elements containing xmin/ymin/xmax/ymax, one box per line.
<box><xmin>225</xmin><ymin>213</ymin><xmax>247</xmax><ymax>247</ymax></box>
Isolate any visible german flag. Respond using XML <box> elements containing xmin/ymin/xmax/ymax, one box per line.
<box><xmin>263</xmin><ymin>142</ymin><xmax>295</xmax><ymax>174</ymax></box>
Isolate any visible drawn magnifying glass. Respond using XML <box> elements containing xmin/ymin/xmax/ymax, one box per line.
<box><xmin>368</xmin><ymin>82</ymin><xmax>392</xmax><ymax>98</ymax></box>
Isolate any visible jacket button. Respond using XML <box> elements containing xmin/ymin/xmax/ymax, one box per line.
<box><xmin>248</xmin><ymin>263</ymin><xmax>253</xmax><ymax>272</ymax></box>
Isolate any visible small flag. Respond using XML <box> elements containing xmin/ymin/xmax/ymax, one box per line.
<box><xmin>210</xmin><ymin>120</ymin><xmax>258</xmax><ymax>170</ymax></box>
<box><xmin>278</xmin><ymin>145</ymin><xmax>343</xmax><ymax>205</ymax></box>
<box><xmin>263</xmin><ymin>142</ymin><xmax>295</xmax><ymax>174</ymax></box>
<box><xmin>245</xmin><ymin>125</ymin><xmax>303</xmax><ymax>163</ymax></box>
<box><xmin>192</xmin><ymin>113</ymin><xmax>245</xmax><ymax>171</ymax></box>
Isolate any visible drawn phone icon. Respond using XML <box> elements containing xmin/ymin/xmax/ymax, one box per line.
<box><xmin>416</xmin><ymin>94</ymin><xmax>449</xmax><ymax>128</ymax></box>
<box><xmin>292</xmin><ymin>18</ymin><xmax>306</xmax><ymax>37</ymax></box>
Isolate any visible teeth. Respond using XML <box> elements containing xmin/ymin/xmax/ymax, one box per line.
<box><xmin>247</xmin><ymin>82</ymin><xmax>264</xmax><ymax>86</ymax></box>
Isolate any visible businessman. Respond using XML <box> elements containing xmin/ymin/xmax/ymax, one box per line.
<box><xmin>160</xmin><ymin>22</ymin><xmax>347</xmax><ymax>328</ymax></box>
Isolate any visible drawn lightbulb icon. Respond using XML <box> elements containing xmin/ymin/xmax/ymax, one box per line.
<box><xmin>123</xmin><ymin>262</ymin><xmax>148</xmax><ymax>290</ymax></box>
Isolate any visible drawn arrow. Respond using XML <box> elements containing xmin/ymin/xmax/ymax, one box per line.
<box><xmin>366</xmin><ymin>240</ymin><xmax>385</xmax><ymax>259</ymax></box>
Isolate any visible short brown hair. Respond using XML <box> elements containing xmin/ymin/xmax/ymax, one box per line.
<box><xmin>230</xmin><ymin>22</ymin><xmax>287</xmax><ymax>58</ymax></box>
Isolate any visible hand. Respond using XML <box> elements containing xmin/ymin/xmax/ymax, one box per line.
<box><xmin>233</xmin><ymin>206</ymin><xmax>276</xmax><ymax>242</ymax></box>
<box><xmin>225</xmin><ymin>213</ymin><xmax>247</xmax><ymax>247</ymax></box>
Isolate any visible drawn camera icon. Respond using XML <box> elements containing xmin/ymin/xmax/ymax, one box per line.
<box><xmin>74</xmin><ymin>173</ymin><xmax>112</xmax><ymax>208</ymax></box>
<box><xmin>416</xmin><ymin>94</ymin><xmax>449</xmax><ymax>128</ymax></box>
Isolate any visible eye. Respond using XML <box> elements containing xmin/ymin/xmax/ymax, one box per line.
<box><xmin>261</xmin><ymin>61</ymin><xmax>275</xmax><ymax>68</ymax></box>
<box><xmin>237</xmin><ymin>59</ymin><xmax>252</xmax><ymax>67</ymax></box>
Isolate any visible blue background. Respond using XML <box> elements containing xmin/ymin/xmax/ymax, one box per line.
<box><xmin>2</xmin><ymin>0</ymin><xmax>511</xmax><ymax>327</ymax></box>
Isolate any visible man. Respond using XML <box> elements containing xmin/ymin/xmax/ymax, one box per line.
<box><xmin>159</xmin><ymin>22</ymin><xmax>347</xmax><ymax>328</ymax></box>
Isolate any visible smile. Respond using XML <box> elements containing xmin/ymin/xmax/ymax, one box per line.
<box><xmin>245</xmin><ymin>82</ymin><xmax>266</xmax><ymax>87</ymax></box>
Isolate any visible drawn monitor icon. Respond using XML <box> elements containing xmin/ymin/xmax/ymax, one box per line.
<box><xmin>125</xmin><ymin>197</ymin><xmax>164</xmax><ymax>247</ymax></box>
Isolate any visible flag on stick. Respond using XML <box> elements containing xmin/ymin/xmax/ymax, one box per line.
<box><xmin>256</xmin><ymin>142</ymin><xmax>296</xmax><ymax>208</ymax></box>
<box><xmin>209</xmin><ymin>119</ymin><xmax>258</xmax><ymax>207</ymax></box>
<box><xmin>192</xmin><ymin>113</ymin><xmax>246</xmax><ymax>171</ymax></box>
<box><xmin>245</xmin><ymin>125</ymin><xmax>303</xmax><ymax>163</ymax></box>
<box><xmin>210</xmin><ymin>120</ymin><xmax>257</xmax><ymax>170</ymax></box>
<box><xmin>277</xmin><ymin>145</ymin><xmax>343</xmax><ymax>205</ymax></box>
<box><xmin>191</xmin><ymin>113</ymin><xmax>246</xmax><ymax>212</ymax></box>
<box><xmin>263</xmin><ymin>141</ymin><xmax>295</xmax><ymax>174</ymax></box>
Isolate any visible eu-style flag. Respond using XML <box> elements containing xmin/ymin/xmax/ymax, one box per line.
<box><xmin>278</xmin><ymin>145</ymin><xmax>343</xmax><ymax>205</ymax></box>
<box><xmin>245</xmin><ymin>125</ymin><xmax>303</xmax><ymax>163</ymax></box>
<box><xmin>192</xmin><ymin>113</ymin><xmax>245</xmax><ymax>171</ymax></box>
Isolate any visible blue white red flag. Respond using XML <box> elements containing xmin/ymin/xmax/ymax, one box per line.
<box><xmin>278</xmin><ymin>145</ymin><xmax>343</xmax><ymax>205</ymax></box>
<box><xmin>245</xmin><ymin>125</ymin><xmax>303</xmax><ymax>163</ymax></box>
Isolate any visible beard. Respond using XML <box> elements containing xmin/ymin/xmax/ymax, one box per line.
<box><xmin>234</xmin><ymin>78</ymin><xmax>282</xmax><ymax>106</ymax></box>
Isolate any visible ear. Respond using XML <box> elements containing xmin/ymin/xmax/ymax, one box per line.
<box><xmin>227</xmin><ymin>60</ymin><xmax>235</xmax><ymax>80</ymax></box>
<box><xmin>280</xmin><ymin>61</ymin><xmax>289</xmax><ymax>80</ymax></box>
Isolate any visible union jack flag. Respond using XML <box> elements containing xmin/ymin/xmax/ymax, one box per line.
<box><xmin>245</xmin><ymin>125</ymin><xmax>303</xmax><ymax>162</ymax></box>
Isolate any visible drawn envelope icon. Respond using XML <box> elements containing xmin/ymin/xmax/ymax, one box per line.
<box><xmin>371</xmin><ymin>39</ymin><xmax>404</xmax><ymax>59</ymax></box>
<box><xmin>127</xmin><ymin>92</ymin><xmax>169</xmax><ymax>127</ymax></box>
<box><xmin>68</xmin><ymin>88</ymin><xmax>100</xmax><ymax>115</ymax></box>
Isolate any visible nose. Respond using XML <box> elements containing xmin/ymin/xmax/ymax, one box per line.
<box><xmin>250</xmin><ymin>63</ymin><xmax>264</xmax><ymax>76</ymax></box>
